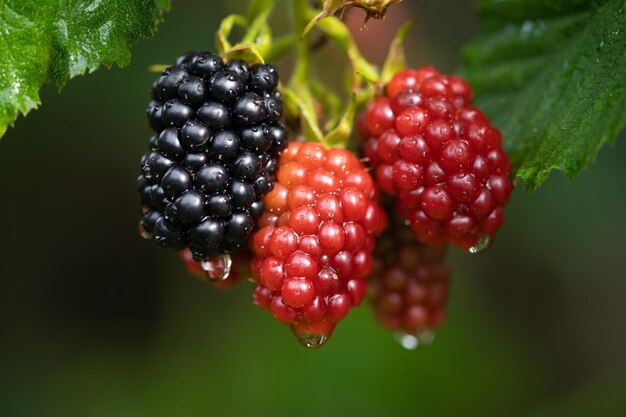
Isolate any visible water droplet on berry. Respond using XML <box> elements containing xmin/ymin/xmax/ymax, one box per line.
<box><xmin>394</xmin><ymin>330</ymin><xmax>435</xmax><ymax>350</ymax></box>
<box><xmin>201</xmin><ymin>254</ymin><xmax>232</xmax><ymax>281</ymax></box>
<box><xmin>468</xmin><ymin>235</ymin><xmax>492</xmax><ymax>254</ymax></box>
<box><xmin>292</xmin><ymin>331</ymin><xmax>329</xmax><ymax>349</ymax></box>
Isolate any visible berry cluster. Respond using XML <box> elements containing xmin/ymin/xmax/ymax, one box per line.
<box><xmin>137</xmin><ymin>51</ymin><xmax>288</xmax><ymax>261</ymax></box>
<box><xmin>369</xmin><ymin>213</ymin><xmax>450</xmax><ymax>345</ymax></box>
<box><xmin>250</xmin><ymin>142</ymin><xmax>388</xmax><ymax>347</ymax></box>
<box><xmin>359</xmin><ymin>66</ymin><xmax>512</xmax><ymax>250</ymax></box>
<box><xmin>134</xmin><ymin>50</ymin><xmax>511</xmax><ymax>348</ymax></box>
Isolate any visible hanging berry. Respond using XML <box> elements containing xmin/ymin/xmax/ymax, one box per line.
<box><xmin>359</xmin><ymin>66</ymin><xmax>513</xmax><ymax>252</ymax></box>
<box><xmin>250</xmin><ymin>142</ymin><xmax>387</xmax><ymax>348</ymax></box>
<box><xmin>138</xmin><ymin>51</ymin><xmax>288</xmax><ymax>265</ymax></box>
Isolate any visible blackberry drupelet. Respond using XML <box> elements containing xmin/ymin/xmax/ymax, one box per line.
<box><xmin>138</xmin><ymin>51</ymin><xmax>288</xmax><ymax>261</ymax></box>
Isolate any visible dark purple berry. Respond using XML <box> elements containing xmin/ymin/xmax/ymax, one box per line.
<box><xmin>176</xmin><ymin>51</ymin><xmax>197</xmax><ymax>68</ymax></box>
<box><xmin>264</xmin><ymin>93</ymin><xmax>283</xmax><ymax>123</ymax></box>
<box><xmin>156</xmin><ymin>67</ymin><xmax>188</xmax><ymax>100</ymax></box>
<box><xmin>207</xmin><ymin>194</ymin><xmax>233</xmax><ymax>218</ymax></box>
<box><xmin>197</xmin><ymin>102</ymin><xmax>231</xmax><ymax>130</ymax></box>
<box><xmin>156</xmin><ymin>128</ymin><xmax>184</xmax><ymax>160</ymax></box>
<box><xmin>249</xmin><ymin>201</ymin><xmax>264</xmax><ymax>220</ymax></box>
<box><xmin>181</xmin><ymin>120</ymin><xmax>211</xmax><ymax>150</ymax></box>
<box><xmin>208</xmin><ymin>71</ymin><xmax>245</xmax><ymax>105</ymax></box>
<box><xmin>172</xmin><ymin>190</ymin><xmax>206</xmax><ymax>224</ymax></box>
<box><xmin>154</xmin><ymin>217</ymin><xmax>186</xmax><ymax>249</ymax></box>
<box><xmin>225</xmin><ymin>60</ymin><xmax>250</xmax><ymax>83</ymax></box>
<box><xmin>234</xmin><ymin>92</ymin><xmax>266</xmax><ymax>126</ymax></box>
<box><xmin>149</xmin><ymin>185</ymin><xmax>169</xmax><ymax>211</ymax></box>
<box><xmin>252</xmin><ymin>172</ymin><xmax>273</xmax><ymax>196</ymax></box>
<box><xmin>178</xmin><ymin>76</ymin><xmax>205</xmax><ymax>106</ymax></box>
<box><xmin>266</xmin><ymin>124</ymin><xmax>288</xmax><ymax>153</ymax></box>
<box><xmin>195</xmin><ymin>164</ymin><xmax>229</xmax><ymax>194</ymax></box>
<box><xmin>224</xmin><ymin>211</ymin><xmax>254</xmax><ymax>247</ymax></box>
<box><xmin>249</xmin><ymin>64</ymin><xmax>278</xmax><ymax>93</ymax></box>
<box><xmin>190</xmin><ymin>218</ymin><xmax>224</xmax><ymax>249</ymax></box>
<box><xmin>190</xmin><ymin>53</ymin><xmax>224</xmax><ymax>79</ymax></box>
<box><xmin>161</xmin><ymin>166</ymin><xmax>192</xmax><ymax>198</ymax></box>
<box><xmin>136</xmin><ymin>175</ymin><xmax>149</xmax><ymax>191</ymax></box>
<box><xmin>183</xmin><ymin>152</ymin><xmax>209</xmax><ymax>171</ymax></box>
<box><xmin>147</xmin><ymin>101</ymin><xmax>164</xmax><ymax>131</ymax></box>
<box><xmin>241</xmin><ymin>126</ymin><xmax>271</xmax><ymax>153</ymax></box>
<box><xmin>230</xmin><ymin>151</ymin><xmax>262</xmax><ymax>181</ymax></box>
<box><xmin>209</xmin><ymin>130</ymin><xmax>240</xmax><ymax>162</ymax></box>
<box><xmin>148</xmin><ymin>134</ymin><xmax>159</xmax><ymax>150</ymax></box>
<box><xmin>139</xmin><ymin>51</ymin><xmax>289</xmax><ymax>261</ymax></box>
<box><xmin>230</xmin><ymin>180</ymin><xmax>256</xmax><ymax>208</ymax></box>
<box><xmin>143</xmin><ymin>151</ymin><xmax>175</xmax><ymax>181</ymax></box>
<box><xmin>264</xmin><ymin>157</ymin><xmax>277</xmax><ymax>176</ymax></box>
<box><xmin>139</xmin><ymin>186</ymin><xmax>153</xmax><ymax>206</ymax></box>
<box><xmin>140</xmin><ymin>210</ymin><xmax>161</xmax><ymax>236</ymax></box>
<box><xmin>162</xmin><ymin>99</ymin><xmax>193</xmax><ymax>127</ymax></box>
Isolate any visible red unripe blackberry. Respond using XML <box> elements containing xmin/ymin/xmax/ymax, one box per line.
<box><xmin>138</xmin><ymin>51</ymin><xmax>289</xmax><ymax>262</ymax></box>
<box><xmin>250</xmin><ymin>142</ymin><xmax>388</xmax><ymax>348</ymax></box>
<box><xmin>369</xmin><ymin>215</ymin><xmax>451</xmax><ymax>348</ymax></box>
<box><xmin>360</xmin><ymin>66</ymin><xmax>512</xmax><ymax>251</ymax></box>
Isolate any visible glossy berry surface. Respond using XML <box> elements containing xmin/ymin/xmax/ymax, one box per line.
<box><xmin>178</xmin><ymin>247</ymin><xmax>251</xmax><ymax>289</ymax></box>
<box><xmin>369</xmin><ymin>214</ymin><xmax>451</xmax><ymax>341</ymax></box>
<box><xmin>359</xmin><ymin>66</ymin><xmax>513</xmax><ymax>250</ymax></box>
<box><xmin>250</xmin><ymin>142</ymin><xmax>388</xmax><ymax>348</ymax></box>
<box><xmin>138</xmin><ymin>51</ymin><xmax>288</xmax><ymax>261</ymax></box>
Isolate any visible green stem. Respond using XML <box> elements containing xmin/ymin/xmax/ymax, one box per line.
<box><xmin>291</xmin><ymin>0</ymin><xmax>312</xmax><ymax>86</ymax></box>
<box><xmin>285</xmin><ymin>0</ymin><xmax>325</xmax><ymax>143</ymax></box>
<box><xmin>241</xmin><ymin>0</ymin><xmax>275</xmax><ymax>44</ymax></box>
<box><xmin>265</xmin><ymin>35</ymin><xmax>298</xmax><ymax>62</ymax></box>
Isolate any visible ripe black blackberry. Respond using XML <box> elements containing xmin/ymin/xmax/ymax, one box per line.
<box><xmin>138</xmin><ymin>51</ymin><xmax>288</xmax><ymax>261</ymax></box>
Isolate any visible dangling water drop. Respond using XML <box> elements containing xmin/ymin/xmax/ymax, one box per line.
<box><xmin>293</xmin><ymin>331</ymin><xmax>329</xmax><ymax>349</ymax></box>
<box><xmin>291</xmin><ymin>322</ymin><xmax>334</xmax><ymax>349</ymax></box>
<box><xmin>416</xmin><ymin>329</ymin><xmax>435</xmax><ymax>345</ymax></box>
<box><xmin>394</xmin><ymin>330</ymin><xmax>436</xmax><ymax>350</ymax></box>
<box><xmin>201</xmin><ymin>254</ymin><xmax>232</xmax><ymax>282</ymax></box>
<box><xmin>468</xmin><ymin>235</ymin><xmax>492</xmax><ymax>254</ymax></box>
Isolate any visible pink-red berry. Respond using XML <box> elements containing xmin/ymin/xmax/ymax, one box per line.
<box><xmin>360</xmin><ymin>66</ymin><xmax>512</xmax><ymax>250</ymax></box>
<box><xmin>369</xmin><ymin>217</ymin><xmax>451</xmax><ymax>340</ymax></box>
<box><xmin>251</xmin><ymin>142</ymin><xmax>387</xmax><ymax>348</ymax></box>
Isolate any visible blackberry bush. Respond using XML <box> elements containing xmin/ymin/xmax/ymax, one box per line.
<box><xmin>138</xmin><ymin>51</ymin><xmax>288</xmax><ymax>262</ymax></box>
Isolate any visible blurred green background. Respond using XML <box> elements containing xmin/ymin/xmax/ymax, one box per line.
<box><xmin>1</xmin><ymin>1</ymin><xmax>626</xmax><ymax>416</ymax></box>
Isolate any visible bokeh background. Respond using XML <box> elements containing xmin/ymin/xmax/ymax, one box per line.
<box><xmin>1</xmin><ymin>1</ymin><xmax>626</xmax><ymax>416</ymax></box>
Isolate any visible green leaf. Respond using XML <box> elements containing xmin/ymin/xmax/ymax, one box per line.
<box><xmin>0</xmin><ymin>0</ymin><xmax>170</xmax><ymax>139</ymax></box>
<box><xmin>462</xmin><ymin>0</ymin><xmax>626</xmax><ymax>191</ymax></box>
<box><xmin>381</xmin><ymin>20</ymin><xmax>414</xmax><ymax>84</ymax></box>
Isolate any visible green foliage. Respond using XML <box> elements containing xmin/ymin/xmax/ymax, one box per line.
<box><xmin>0</xmin><ymin>0</ymin><xmax>170</xmax><ymax>138</ymax></box>
<box><xmin>462</xmin><ymin>0</ymin><xmax>626</xmax><ymax>191</ymax></box>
